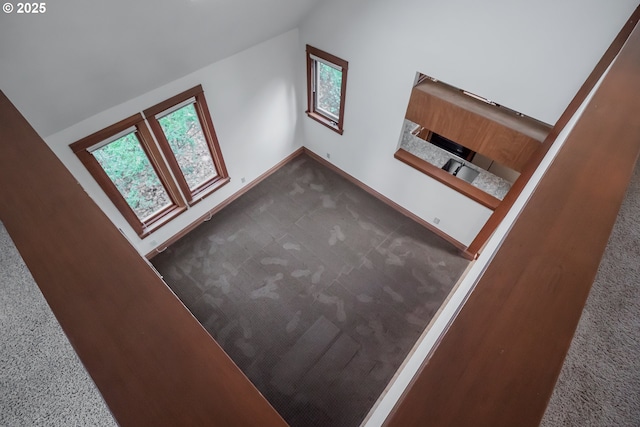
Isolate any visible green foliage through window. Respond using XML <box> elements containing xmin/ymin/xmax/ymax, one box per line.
<box><xmin>158</xmin><ymin>103</ymin><xmax>218</xmax><ymax>190</ymax></box>
<box><xmin>92</xmin><ymin>132</ymin><xmax>171</xmax><ymax>220</ymax></box>
<box><xmin>316</xmin><ymin>62</ymin><xmax>342</xmax><ymax>120</ymax></box>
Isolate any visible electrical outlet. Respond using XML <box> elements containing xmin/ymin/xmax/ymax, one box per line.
<box><xmin>433</xmin><ymin>217</ymin><xmax>440</xmax><ymax>224</ymax></box>
<box><xmin>326</xmin><ymin>153</ymin><xmax>331</xmax><ymax>159</ymax></box>
<box><xmin>241</xmin><ymin>177</ymin><xmax>246</xmax><ymax>184</ymax></box>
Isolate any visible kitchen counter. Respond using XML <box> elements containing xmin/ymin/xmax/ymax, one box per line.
<box><xmin>399</xmin><ymin>120</ymin><xmax>512</xmax><ymax>200</ymax></box>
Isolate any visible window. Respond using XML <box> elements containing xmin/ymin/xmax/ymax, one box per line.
<box><xmin>144</xmin><ymin>86</ymin><xmax>229</xmax><ymax>204</ymax></box>
<box><xmin>71</xmin><ymin>86</ymin><xmax>229</xmax><ymax>237</ymax></box>
<box><xmin>306</xmin><ymin>45</ymin><xmax>348</xmax><ymax>134</ymax></box>
<box><xmin>70</xmin><ymin>114</ymin><xmax>186</xmax><ymax>237</ymax></box>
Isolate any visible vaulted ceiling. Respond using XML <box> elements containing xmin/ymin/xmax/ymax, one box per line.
<box><xmin>0</xmin><ymin>0</ymin><xmax>323</xmax><ymax>137</ymax></box>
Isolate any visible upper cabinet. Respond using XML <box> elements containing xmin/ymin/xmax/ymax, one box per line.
<box><xmin>405</xmin><ymin>77</ymin><xmax>551</xmax><ymax>172</ymax></box>
<box><xmin>396</xmin><ymin>74</ymin><xmax>553</xmax><ymax>211</ymax></box>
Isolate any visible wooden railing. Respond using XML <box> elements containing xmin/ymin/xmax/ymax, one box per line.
<box><xmin>384</xmin><ymin>11</ymin><xmax>640</xmax><ymax>427</ymax></box>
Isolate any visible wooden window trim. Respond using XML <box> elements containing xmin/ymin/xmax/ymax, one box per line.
<box><xmin>306</xmin><ymin>45</ymin><xmax>348</xmax><ymax>134</ymax></box>
<box><xmin>144</xmin><ymin>85</ymin><xmax>230</xmax><ymax>206</ymax></box>
<box><xmin>70</xmin><ymin>114</ymin><xmax>186</xmax><ymax>237</ymax></box>
<box><xmin>71</xmin><ymin>85</ymin><xmax>230</xmax><ymax>238</ymax></box>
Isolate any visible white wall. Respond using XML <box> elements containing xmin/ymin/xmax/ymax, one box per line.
<box><xmin>43</xmin><ymin>0</ymin><xmax>638</xmax><ymax>252</ymax></box>
<box><xmin>297</xmin><ymin>0</ymin><xmax>637</xmax><ymax>246</ymax></box>
<box><xmin>45</xmin><ymin>29</ymin><xmax>303</xmax><ymax>256</ymax></box>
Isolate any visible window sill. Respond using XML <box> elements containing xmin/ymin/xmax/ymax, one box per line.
<box><xmin>138</xmin><ymin>176</ymin><xmax>229</xmax><ymax>238</ymax></box>
<box><xmin>306</xmin><ymin>111</ymin><xmax>343</xmax><ymax>135</ymax></box>
<box><xmin>188</xmin><ymin>176</ymin><xmax>231</xmax><ymax>207</ymax></box>
<box><xmin>139</xmin><ymin>204</ymin><xmax>188</xmax><ymax>238</ymax></box>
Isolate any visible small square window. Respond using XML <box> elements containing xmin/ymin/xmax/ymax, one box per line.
<box><xmin>306</xmin><ymin>45</ymin><xmax>348</xmax><ymax>134</ymax></box>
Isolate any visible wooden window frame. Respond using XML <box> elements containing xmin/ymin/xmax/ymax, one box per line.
<box><xmin>70</xmin><ymin>114</ymin><xmax>186</xmax><ymax>237</ymax></box>
<box><xmin>144</xmin><ymin>85</ymin><xmax>230</xmax><ymax>206</ymax></box>
<box><xmin>306</xmin><ymin>45</ymin><xmax>348</xmax><ymax>135</ymax></box>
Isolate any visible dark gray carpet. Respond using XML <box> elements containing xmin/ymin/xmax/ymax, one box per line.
<box><xmin>151</xmin><ymin>153</ymin><xmax>469</xmax><ymax>427</ymax></box>
<box><xmin>541</xmin><ymin>162</ymin><xmax>640</xmax><ymax>426</ymax></box>
<box><xmin>2</xmin><ymin>154</ymin><xmax>639</xmax><ymax>426</ymax></box>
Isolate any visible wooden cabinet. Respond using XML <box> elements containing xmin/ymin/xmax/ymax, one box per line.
<box><xmin>405</xmin><ymin>79</ymin><xmax>551</xmax><ymax>172</ymax></box>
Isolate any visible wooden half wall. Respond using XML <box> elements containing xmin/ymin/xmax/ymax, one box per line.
<box><xmin>385</xmin><ymin>12</ymin><xmax>640</xmax><ymax>427</ymax></box>
<box><xmin>0</xmin><ymin>91</ymin><xmax>286</xmax><ymax>426</ymax></box>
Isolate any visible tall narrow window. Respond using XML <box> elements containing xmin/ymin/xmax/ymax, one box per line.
<box><xmin>306</xmin><ymin>45</ymin><xmax>349</xmax><ymax>134</ymax></box>
<box><xmin>72</xmin><ymin>86</ymin><xmax>230</xmax><ymax>238</ymax></box>
<box><xmin>145</xmin><ymin>85</ymin><xmax>229</xmax><ymax>205</ymax></box>
<box><xmin>70</xmin><ymin>114</ymin><xmax>186</xmax><ymax>237</ymax></box>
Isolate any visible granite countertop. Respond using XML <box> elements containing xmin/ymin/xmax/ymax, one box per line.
<box><xmin>399</xmin><ymin>120</ymin><xmax>512</xmax><ymax>200</ymax></box>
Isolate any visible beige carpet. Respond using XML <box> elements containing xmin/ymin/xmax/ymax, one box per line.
<box><xmin>541</xmin><ymin>162</ymin><xmax>640</xmax><ymax>426</ymax></box>
<box><xmin>0</xmin><ymin>222</ymin><xmax>116</xmax><ymax>426</ymax></box>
